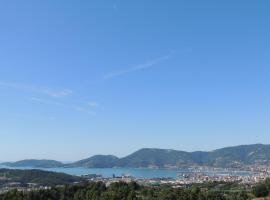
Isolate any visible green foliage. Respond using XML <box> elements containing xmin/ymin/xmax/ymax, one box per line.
<box><xmin>4</xmin><ymin>144</ymin><xmax>270</xmax><ymax>169</ymax></box>
<box><xmin>68</xmin><ymin>155</ymin><xmax>119</xmax><ymax>168</ymax></box>
<box><xmin>0</xmin><ymin>169</ymin><xmax>82</xmax><ymax>186</ymax></box>
<box><xmin>251</xmin><ymin>178</ymin><xmax>270</xmax><ymax>198</ymax></box>
<box><xmin>0</xmin><ymin>181</ymin><xmax>253</xmax><ymax>200</ymax></box>
<box><xmin>2</xmin><ymin>159</ymin><xmax>63</xmax><ymax>168</ymax></box>
<box><xmin>68</xmin><ymin>144</ymin><xmax>270</xmax><ymax>168</ymax></box>
<box><xmin>253</xmin><ymin>183</ymin><xmax>269</xmax><ymax>197</ymax></box>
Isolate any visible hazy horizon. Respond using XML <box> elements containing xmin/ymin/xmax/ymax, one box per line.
<box><xmin>1</xmin><ymin>143</ymin><xmax>268</xmax><ymax>163</ymax></box>
<box><xmin>1</xmin><ymin>1</ymin><xmax>270</xmax><ymax>161</ymax></box>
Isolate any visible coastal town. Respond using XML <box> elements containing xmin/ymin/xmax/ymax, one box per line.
<box><xmin>1</xmin><ymin>165</ymin><xmax>270</xmax><ymax>197</ymax></box>
<box><xmin>0</xmin><ymin>165</ymin><xmax>270</xmax><ymax>198</ymax></box>
<box><xmin>83</xmin><ymin>166</ymin><xmax>270</xmax><ymax>187</ymax></box>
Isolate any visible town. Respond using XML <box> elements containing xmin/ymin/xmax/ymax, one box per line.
<box><xmin>2</xmin><ymin>165</ymin><xmax>270</xmax><ymax>195</ymax></box>
<box><xmin>83</xmin><ymin>166</ymin><xmax>270</xmax><ymax>188</ymax></box>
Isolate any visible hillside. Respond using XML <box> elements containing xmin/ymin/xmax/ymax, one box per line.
<box><xmin>2</xmin><ymin>159</ymin><xmax>64</xmax><ymax>168</ymax></box>
<box><xmin>0</xmin><ymin>168</ymin><xmax>83</xmax><ymax>186</ymax></box>
<box><xmin>3</xmin><ymin>144</ymin><xmax>270</xmax><ymax>169</ymax></box>
<box><xmin>67</xmin><ymin>155</ymin><xmax>119</xmax><ymax>168</ymax></box>
<box><xmin>116</xmin><ymin>148</ymin><xmax>194</xmax><ymax>168</ymax></box>
<box><xmin>104</xmin><ymin>144</ymin><xmax>270</xmax><ymax>168</ymax></box>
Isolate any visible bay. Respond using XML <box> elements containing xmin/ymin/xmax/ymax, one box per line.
<box><xmin>0</xmin><ymin>165</ymin><xmax>254</xmax><ymax>179</ymax></box>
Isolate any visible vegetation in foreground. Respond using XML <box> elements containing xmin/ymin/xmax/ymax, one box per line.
<box><xmin>1</xmin><ymin>169</ymin><xmax>270</xmax><ymax>199</ymax></box>
<box><xmin>0</xmin><ymin>181</ymin><xmax>252</xmax><ymax>200</ymax></box>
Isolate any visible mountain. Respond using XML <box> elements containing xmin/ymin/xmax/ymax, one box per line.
<box><xmin>208</xmin><ymin>144</ymin><xmax>270</xmax><ymax>167</ymax></box>
<box><xmin>68</xmin><ymin>155</ymin><xmax>119</xmax><ymax>168</ymax></box>
<box><xmin>3</xmin><ymin>144</ymin><xmax>270</xmax><ymax>169</ymax></box>
<box><xmin>71</xmin><ymin>144</ymin><xmax>270</xmax><ymax>168</ymax></box>
<box><xmin>2</xmin><ymin>159</ymin><xmax>64</xmax><ymax>168</ymax></box>
<box><xmin>0</xmin><ymin>168</ymin><xmax>83</xmax><ymax>186</ymax></box>
<box><xmin>116</xmin><ymin>148</ymin><xmax>194</xmax><ymax>168</ymax></box>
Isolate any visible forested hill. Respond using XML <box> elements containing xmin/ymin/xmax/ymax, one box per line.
<box><xmin>68</xmin><ymin>155</ymin><xmax>119</xmax><ymax>168</ymax></box>
<box><xmin>2</xmin><ymin>144</ymin><xmax>270</xmax><ymax>168</ymax></box>
<box><xmin>2</xmin><ymin>159</ymin><xmax>64</xmax><ymax>168</ymax></box>
<box><xmin>0</xmin><ymin>169</ymin><xmax>83</xmax><ymax>186</ymax></box>
<box><xmin>70</xmin><ymin>144</ymin><xmax>270</xmax><ymax>168</ymax></box>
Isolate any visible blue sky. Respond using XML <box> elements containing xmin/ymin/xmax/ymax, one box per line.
<box><xmin>0</xmin><ymin>1</ymin><xmax>270</xmax><ymax>161</ymax></box>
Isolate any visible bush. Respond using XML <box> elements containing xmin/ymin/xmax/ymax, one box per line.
<box><xmin>253</xmin><ymin>183</ymin><xmax>269</xmax><ymax>197</ymax></box>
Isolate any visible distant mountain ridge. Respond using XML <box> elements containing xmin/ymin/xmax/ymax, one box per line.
<box><xmin>68</xmin><ymin>155</ymin><xmax>119</xmax><ymax>168</ymax></box>
<box><xmin>2</xmin><ymin>144</ymin><xmax>270</xmax><ymax>169</ymax></box>
<box><xmin>2</xmin><ymin>159</ymin><xmax>64</xmax><ymax>168</ymax></box>
<box><xmin>0</xmin><ymin>168</ymin><xmax>82</xmax><ymax>186</ymax></box>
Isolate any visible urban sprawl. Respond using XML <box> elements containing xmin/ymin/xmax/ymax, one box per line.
<box><xmin>1</xmin><ymin>165</ymin><xmax>270</xmax><ymax>194</ymax></box>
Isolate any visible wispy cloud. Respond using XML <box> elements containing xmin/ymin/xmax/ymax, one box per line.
<box><xmin>0</xmin><ymin>81</ymin><xmax>72</xmax><ymax>98</ymax></box>
<box><xmin>88</xmin><ymin>101</ymin><xmax>98</xmax><ymax>107</ymax></box>
<box><xmin>73</xmin><ymin>106</ymin><xmax>96</xmax><ymax>116</ymax></box>
<box><xmin>0</xmin><ymin>81</ymin><xmax>99</xmax><ymax>116</ymax></box>
<box><xmin>103</xmin><ymin>55</ymin><xmax>172</xmax><ymax>80</ymax></box>
<box><xmin>10</xmin><ymin>112</ymin><xmax>56</xmax><ymax>121</ymax></box>
<box><xmin>29</xmin><ymin>97</ymin><xmax>97</xmax><ymax>116</ymax></box>
<box><xmin>30</xmin><ymin>97</ymin><xmax>66</xmax><ymax>107</ymax></box>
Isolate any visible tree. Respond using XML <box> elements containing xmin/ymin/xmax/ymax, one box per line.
<box><xmin>253</xmin><ymin>183</ymin><xmax>269</xmax><ymax>197</ymax></box>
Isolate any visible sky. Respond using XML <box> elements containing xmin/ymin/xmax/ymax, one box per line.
<box><xmin>0</xmin><ymin>0</ymin><xmax>270</xmax><ymax>161</ymax></box>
